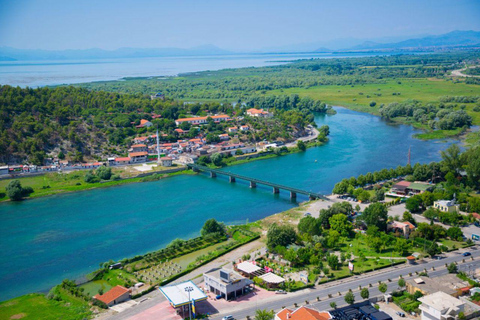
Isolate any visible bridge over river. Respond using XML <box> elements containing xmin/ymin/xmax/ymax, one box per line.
<box><xmin>187</xmin><ymin>163</ymin><xmax>328</xmax><ymax>200</ymax></box>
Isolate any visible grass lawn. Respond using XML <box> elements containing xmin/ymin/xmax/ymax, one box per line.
<box><xmin>438</xmin><ymin>239</ymin><xmax>469</xmax><ymax>250</ymax></box>
<box><xmin>337</xmin><ymin>235</ymin><xmax>406</xmax><ymax>258</ymax></box>
<box><xmin>0</xmin><ymin>293</ymin><xmax>92</xmax><ymax>320</ymax></box>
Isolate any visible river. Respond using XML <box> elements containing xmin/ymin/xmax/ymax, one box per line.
<box><xmin>0</xmin><ymin>107</ymin><xmax>456</xmax><ymax>301</ymax></box>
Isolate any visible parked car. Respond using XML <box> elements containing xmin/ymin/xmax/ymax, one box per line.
<box><xmin>463</xmin><ymin>252</ymin><xmax>471</xmax><ymax>256</ymax></box>
<box><xmin>396</xmin><ymin>311</ymin><xmax>405</xmax><ymax>317</ymax></box>
<box><xmin>216</xmin><ymin>294</ymin><xmax>223</xmax><ymax>299</ymax></box>
<box><xmin>222</xmin><ymin>316</ymin><xmax>234</xmax><ymax>320</ymax></box>
<box><xmin>276</xmin><ymin>290</ymin><xmax>287</xmax><ymax>294</ymax></box>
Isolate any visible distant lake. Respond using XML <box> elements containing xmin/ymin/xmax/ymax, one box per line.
<box><xmin>0</xmin><ymin>52</ymin><xmax>414</xmax><ymax>87</ymax></box>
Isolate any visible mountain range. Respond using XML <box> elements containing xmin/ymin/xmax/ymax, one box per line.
<box><xmin>0</xmin><ymin>30</ymin><xmax>479</xmax><ymax>61</ymax></box>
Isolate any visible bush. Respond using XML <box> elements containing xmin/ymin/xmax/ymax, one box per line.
<box><xmin>96</xmin><ymin>166</ymin><xmax>112</xmax><ymax>180</ymax></box>
<box><xmin>6</xmin><ymin>180</ymin><xmax>33</xmax><ymax>201</ymax></box>
<box><xmin>84</xmin><ymin>172</ymin><xmax>100</xmax><ymax>183</ymax></box>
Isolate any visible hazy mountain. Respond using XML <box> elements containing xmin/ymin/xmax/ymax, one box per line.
<box><xmin>0</xmin><ymin>45</ymin><xmax>231</xmax><ymax>61</ymax></box>
<box><xmin>349</xmin><ymin>30</ymin><xmax>480</xmax><ymax>50</ymax></box>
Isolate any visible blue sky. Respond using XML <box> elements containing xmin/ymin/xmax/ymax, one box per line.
<box><xmin>0</xmin><ymin>0</ymin><xmax>479</xmax><ymax>51</ymax></box>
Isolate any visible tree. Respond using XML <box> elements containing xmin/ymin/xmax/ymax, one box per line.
<box><xmin>330</xmin><ymin>302</ymin><xmax>337</xmax><ymax>309</ymax></box>
<box><xmin>447</xmin><ymin>263</ymin><xmax>458</xmax><ymax>274</ymax></box>
<box><xmin>58</xmin><ymin>151</ymin><xmax>65</xmax><ymax>160</ymax></box>
<box><xmin>297</xmin><ymin>216</ymin><xmax>321</xmax><ymax>236</ymax></box>
<box><xmin>297</xmin><ymin>140</ymin><xmax>306</xmax><ymax>151</ymax></box>
<box><xmin>95</xmin><ymin>166</ymin><xmax>112</xmax><ymax>180</ymax></box>
<box><xmin>375</xmin><ymin>188</ymin><xmax>385</xmax><ymax>201</ymax></box>
<box><xmin>327</xmin><ymin>253</ymin><xmax>340</xmax><ymax>270</ymax></box>
<box><xmin>398</xmin><ymin>278</ymin><xmax>406</xmax><ymax>289</ymax></box>
<box><xmin>329</xmin><ymin>213</ymin><xmax>352</xmax><ymax>237</ymax></box>
<box><xmin>394</xmin><ymin>238</ymin><xmax>410</xmax><ymax>256</ymax></box>
<box><xmin>447</xmin><ymin>227</ymin><xmax>463</xmax><ymax>241</ymax></box>
<box><xmin>441</xmin><ymin>144</ymin><xmax>462</xmax><ymax>175</ymax></box>
<box><xmin>327</xmin><ymin>229</ymin><xmax>340</xmax><ymax>248</ymax></box>
<box><xmin>6</xmin><ymin>180</ymin><xmax>24</xmax><ymax>201</ymax></box>
<box><xmin>266</xmin><ymin>224</ymin><xmax>297</xmax><ymax>250</ymax></box>
<box><xmin>210</xmin><ymin>152</ymin><xmax>224</xmax><ymax>166</ymax></box>
<box><xmin>360</xmin><ymin>288</ymin><xmax>370</xmax><ymax>300</ymax></box>
<box><xmin>402</xmin><ymin>211</ymin><xmax>415</xmax><ymax>224</ymax></box>
<box><xmin>254</xmin><ymin>309</ymin><xmax>275</xmax><ymax>320</ymax></box>
<box><xmin>361</xmin><ymin>203</ymin><xmax>388</xmax><ymax>231</ymax></box>
<box><xmin>200</xmin><ymin>218</ymin><xmax>226</xmax><ymax>237</ymax></box>
<box><xmin>344</xmin><ymin>291</ymin><xmax>355</xmax><ymax>305</ymax></box>
<box><xmin>378</xmin><ymin>282</ymin><xmax>388</xmax><ymax>294</ymax></box>
<box><xmin>406</xmin><ymin>195</ymin><xmax>422</xmax><ymax>212</ymax></box>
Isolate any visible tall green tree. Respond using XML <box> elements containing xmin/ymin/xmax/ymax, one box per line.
<box><xmin>441</xmin><ymin>144</ymin><xmax>462</xmax><ymax>175</ymax></box>
<box><xmin>266</xmin><ymin>224</ymin><xmax>297</xmax><ymax>250</ymax></box>
<box><xmin>360</xmin><ymin>288</ymin><xmax>370</xmax><ymax>300</ymax></box>
<box><xmin>361</xmin><ymin>203</ymin><xmax>388</xmax><ymax>231</ymax></box>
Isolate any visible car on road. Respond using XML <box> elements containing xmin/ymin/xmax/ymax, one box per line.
<box><xmin>222</xmin><ymin>316</ymin><xmax>234</xmax><ymax>320</ymax></box>
<box><xmin>275</xmin><ymin>290</ymin><xmax>287</xmax><ymax>294</ymax></box>
<box><xmin>463</xmin><ymin>252</ymin><xmax>471</xmax><ymax>256</ymax></box>
<box><xmin>396</xmin><ymin>311</ymin><xmax>405</xmax><ymax>317</ymax></box>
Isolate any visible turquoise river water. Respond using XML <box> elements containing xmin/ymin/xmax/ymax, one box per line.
<box><xmin>0</xmin><ymin>107</ymin><xmax>457</xmax><ymax>301</ymax></box>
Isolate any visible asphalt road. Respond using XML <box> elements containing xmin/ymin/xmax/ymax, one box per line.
<box><xmin>209</xmin><ymin>246</ymin><xmax>480</xmax><ymax>320</ymax></box>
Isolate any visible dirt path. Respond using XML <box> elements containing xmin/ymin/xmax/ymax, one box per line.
<box><xmin>451</xmin><ymin>66</ymin><xmax>480</xmax><ymax>78</ymax></box>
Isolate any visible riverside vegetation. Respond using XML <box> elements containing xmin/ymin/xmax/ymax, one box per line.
<box><xmin>77</xmin><ymin>51</ymin><xmax>480</xmax><ymax>143</ymax></box>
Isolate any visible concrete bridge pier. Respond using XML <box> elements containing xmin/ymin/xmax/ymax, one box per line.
<box><xmin>273</xmin><ymin>187</ymin><xmax>279</xmax><ymax>194</ymax></box>
<box><xmin>229</xmin><ymin>176</ymin><xmax>236</xmax><ymax>183</ymax></box>
<box><xmin>250</xmin><ymin>181</ymin><xmax>257</xmax><ymax>188</ymax></box>
<box><xmin>210</xmin><ymin>172</ymin><xmax>217</xmax><ymax>178</ymax></box>
<box><xmin>290</xmin><ymin>191</ymin><xmax>297</xmax><ymax>199</ymax></box>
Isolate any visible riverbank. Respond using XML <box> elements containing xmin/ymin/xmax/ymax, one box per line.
<box><xmin>0</xmin><ymin>130</ymin><xmax>325</xmax><ymax>203</ymax></box>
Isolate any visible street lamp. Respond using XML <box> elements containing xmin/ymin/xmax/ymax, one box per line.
<box><xmin>185</xmin><ymin>286</ymin><xmax>194</xmax><ymax>319</ymax></box>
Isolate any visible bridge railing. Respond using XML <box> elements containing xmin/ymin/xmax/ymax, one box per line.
<box><xmin>188</xmin><ymin>164</ymin><xmax>326</xmax><ymax>200</ymax></box>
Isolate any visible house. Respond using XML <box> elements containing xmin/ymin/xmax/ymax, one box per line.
<box><xmin>406</xmin><ymin>274</ymin><xmax>469</xmax><ymax>298</ymax></box>
<box><xmin>133</xmin><ymin>136</ymin><xmax>150</xmax><ymax>144</ymax></box>
<box><xmin>389</xmin><ymin>181</ymin><xmax>411</xmax><ymax>196</ymax></box>
<box><xmin>204</xmin><ymin>268</ymin><xmax>253</xmax><ymax>301</ymax></box>
<box><xmin>434</xmin><ymin>200</ymin><xmax>460</xmax><ymax>213</ymax></box>
<box><xmin>246</xmin><ymin>108</ymin><xmax>273</xmax><ymax>118</ymax></box>
<box><xmin>275</xmin><ymin>306</ymin><xmax>331</xmax><ymax>320</ymax></box>
<box><xmin>150</xmin><ymin>92</ymin><xmax>165</xmax><ymax>100</ymax></box>
<box><xmin>93</xmin><ymin>285</ymin><xmax>130</xmax><ymax>307</ymax></box>
<box><xmin>175</xmin><ymin>114</ymin><xmax>230</xmax><ymax>126</ymax></box>
<box><xmin>136</xmin><ymin>119</ymin><xmax>153</xmax><ymax>128</ymax></box>
<box><xmin>174</xmin><ymin>128</ymin><xmax>186</xmax><ymax>136</ymax></box>
<box><xmin>218</xmin><ymin>133</ymin><xmax>230</xmax><ymax>141</ymax></box>
<box><xmin>129</xmin><ymin>151</ymin><xmax>148</xmax><ymax>163</ymax></box>
<box><xmin>160</xmin><ymin>157</ymin><xmax>173</xmax><ymax>167</ymax></box>
<box><xmin>228</xmin><ymin>126</ymin><xmax>238</xmax><ymax>133</ymax></box>
<box><xmin>388</xmin><ymin>221</ymin><xmax>415</xmax><ymax>238</ymax></box>
<box><xmin>240</xmin><ymin>125</ymin><xmax>249</xmax><ymax>131</ymax></box>
<box><xmin>408</xmin><ymin>182</ymin><xmax>434</xmax><ymax>195</ymax></box>
<box><xmin>115</xmin><ymin>157</ymin><xmax>131</xmax><ymax>165</ymax></box>
<box><xmin>418</xmin><ymin>291</ymin><xmax>464</xmax><ymax>320</ymax></box>
<box><xmin>130</xmin><ymin>144</ymin><xmax>147</xmax><ymax>152</ymax></box>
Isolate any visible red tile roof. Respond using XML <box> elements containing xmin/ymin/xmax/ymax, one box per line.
<box><xmin>472</xmin><ymin>213</ymin><xmax>480</xmax><ymax>219</ymax></box>
<box><xmin>276</xmin><ymin>307</ymin><xmax>330</xmax><ymax>320</ymax></box>
<box><xmin>115</xmin><ymin>157</ymin><xmax>131</xmax><ymax>162</ymax></box>
<box><xmin>94</xmin><ymin>285</ymin><xmax>129</xmax><ymax>305</ymax></box>
<box><xmin>404</xmin><ymin>221</ymin><xmax>416</xmax><ymax>230</ymax></box>
<box><xmin>131</xmin><ymin>144</ymin><xmax>146</xmax><ymax>148</ymax></box>
<box><xmin>129</xmin><ymin>151</ymin><xmax>148</xmax><ymax>157</ymax></box>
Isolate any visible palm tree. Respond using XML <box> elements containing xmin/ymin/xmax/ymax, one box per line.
<box><xmin>255</xmin><ymin>309</ymin><xmax>275</xmax><ymax>320</ymax></box>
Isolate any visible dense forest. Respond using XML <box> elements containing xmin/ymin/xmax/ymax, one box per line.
<box><xmin>0</xmin><ymin>86</ymin><xmax>327</xmax><ymax>164</ymax></box>
<box><xmin>77</xmin><ymin>52</ymin><xmax>480</xmax><ymax>100</ymax></box>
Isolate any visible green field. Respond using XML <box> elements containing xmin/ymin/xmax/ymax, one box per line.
<box><xmin>0</xmin><ymin>293</ymin><xmax>91</xmax><ymax>320</ymax></box>
<box><xmin>267</xmin><ymin>78</ymin><xmax>480</xmax><ymax>119</ymax></box>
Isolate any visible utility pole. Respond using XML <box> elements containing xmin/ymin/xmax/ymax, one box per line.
<box><xmin>156</xmin><ymin>127</ymin><xmax>161</xmax><ymax>164</ymax></box>
<box><xmin>185</xmin><ymin>286</ymin><xmax>193</xmax><ymax>319</ymax></box>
